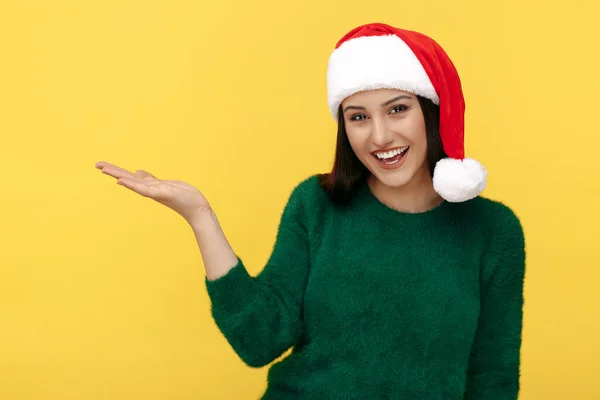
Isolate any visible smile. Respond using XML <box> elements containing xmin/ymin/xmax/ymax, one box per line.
<box><xmin>371</xmin><ymin>146</ymin><xmax>409</xmax><ymax>167</ymax></box>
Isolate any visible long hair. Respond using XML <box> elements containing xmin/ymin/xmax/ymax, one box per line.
<box><xmin>317</xmin><ymin>95</ymin><xmax>446</xmax><ymax>205</ymax></box>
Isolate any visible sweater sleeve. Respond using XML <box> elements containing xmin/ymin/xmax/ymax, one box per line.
<box><xmin>204</xmin><ymin>181</ymin><xmax>311</xmax><ymax>368</ymax></box>
<box><xmin>464</xmin><ymin>206</ymin><xmax>526</xmax><ymax>400</ymax></box>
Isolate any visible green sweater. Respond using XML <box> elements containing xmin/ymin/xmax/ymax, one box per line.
<box><xmin>205</xmin><ymin>175</ymin><xmax>526</xmax><ymax>399</ymax></box>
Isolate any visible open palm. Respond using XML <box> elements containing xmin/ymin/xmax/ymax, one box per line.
<box><xmin>95</xmin><ymin>161</ymin><xmax>211</xmax><ymax>222</ymax></box>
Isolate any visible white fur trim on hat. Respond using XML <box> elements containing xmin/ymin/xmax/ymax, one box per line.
<box><xmin>432</xmin><ymin>158</ymin><xmax>487</xmax><ymax>202</ymax></box>
<box><xmin>327</xmin><ymin>34</ymin><xmax>439</xmax><ymax>120</ymax></box>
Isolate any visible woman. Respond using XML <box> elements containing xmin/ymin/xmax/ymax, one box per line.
<box><xmin>96</xmin><ymin>23</ymin><xmax>525</xmax><ymax>399</ymax></box>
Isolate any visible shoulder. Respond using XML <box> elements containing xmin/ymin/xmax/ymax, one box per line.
<box><xmin>279</xmin><ymin>174</ymin><xmax>333</xmax><ymax>229</ymax></box>
<box><xmin>463</xmin><ymin>196</ymin><xmax>526</xmax><ymax>262</ymax></box>
<box><xmin>286</xmin><ymin>174</ymin><xmax>329</xmax><ymax>207</ymax></box>
<box><xmin>459</xmin><ymin>196</ymin><xmax>524</xmax><ymax>236</ymax></box>
<box><xmin>278</xmin><ymin>174</ymin><xmax>329</xmax><ymax>219</ymax></box>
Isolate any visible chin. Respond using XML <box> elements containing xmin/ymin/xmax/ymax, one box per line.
<box><xmin>369</xmin><ymin>168</ymin><xmax>416</xmax><ymax>189</ymax></box>
<box><xmin>361</xmin><ymin>147</ymin><xmax>430</xmax><ymax>189</ymax></box>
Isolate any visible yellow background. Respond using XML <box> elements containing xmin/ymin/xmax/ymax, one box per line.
<box><xmin>1</xmin><ymin>0</ymin><xmax>599</xmax><ymax>399</ymax></box>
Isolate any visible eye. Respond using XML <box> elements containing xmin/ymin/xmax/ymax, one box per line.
<box><xmin>350</xmin><ymin>113</ymin><xmax>368</xmax><ymax>121</ymax></box>
<box><xmin>390</xmin><ymin>104</ymin><xmax>409</xmax><ymax>114</ymax></box>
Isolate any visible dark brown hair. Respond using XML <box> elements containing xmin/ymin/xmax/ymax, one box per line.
<box><xmin>317</xmin><ymin>95</ymin><xmax>446</xmax><ymax>204</ymax></box>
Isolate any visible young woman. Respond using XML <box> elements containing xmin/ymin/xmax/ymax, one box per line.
<box><xmin>96</xmin><ymin>22</ymin><xmax>526</xmax><ymax>400</ymax></box>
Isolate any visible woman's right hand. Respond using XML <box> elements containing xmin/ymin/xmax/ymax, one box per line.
<box><xmin>95</xmin><ymin>161</ymin><xmax>212</xmax><ymax>224</ymax></box>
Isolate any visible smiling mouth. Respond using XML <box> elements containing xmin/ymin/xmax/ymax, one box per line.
<box><xmin>371</xmin><ymin>146</ymin><xmax>409</xmax><ymax>165</ymax></box>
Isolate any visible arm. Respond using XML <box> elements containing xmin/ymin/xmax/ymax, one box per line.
<box><xmin>464</xmin><ymin>208</ymin><xmax>526</xmax><ymax>400</ymax></box>
<box><xmin>94</xmin><ymin>161</ymin><xmax>311</xmax><ymax>368</ymax></box>
<box><xmin>202</xmin><ymin>184</ymin><xmax>310</xmax><ymax>368</ymax></box>
<box><xmin>189</xmin><ymin>208</ymin><xmax>242</xmax><ymax>281</ymax></box>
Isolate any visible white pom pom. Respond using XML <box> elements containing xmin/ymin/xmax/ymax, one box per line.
<box><xmin>432</xmin><ymin>158</ymin><xmax>487</xmax><ymax>202</ymax></box>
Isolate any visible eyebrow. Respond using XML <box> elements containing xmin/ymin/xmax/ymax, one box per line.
<box><xmin>343</xmin><ymin>94</ymin><xmax>412</xmax><ymax>113</ymax></box>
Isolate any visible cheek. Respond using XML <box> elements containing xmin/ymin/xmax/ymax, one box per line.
<box><xmin>345</xmin><ymin>129</ymin><xmax>367</xmax><ymax>155</ymax></box>
<box><xmin>395</xmin><ymin>118</ymin><xmax>426</xmax><ymax>152</ymax></box>
<box><xmin>398</xmin><ymin>118</ymin><xmax>428</xmax><ymax>164</ymax></box>
<box><xmin>411</xmin><ymin>129</ymin><xmax>428</xmax><ymax>161</ymax></box>
<box><xmin>403</xmin><ymin>117</ymin><xmax>427</xmax><ymax>145</ymax></box>
<box><xmin>413</xmin><ymin>129</ymin><xmax>428</xmax><ymax>152</ymax></box>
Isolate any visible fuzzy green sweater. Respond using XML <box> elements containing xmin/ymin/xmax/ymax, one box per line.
<box><xmin>205</xmin><ymin>175</ymin><xmax>526</xmax><ymax>399</ymax></box>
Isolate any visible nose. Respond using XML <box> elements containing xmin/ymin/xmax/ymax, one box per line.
<box><xmin>370</xmin><ymin>117</ymin><xmax>394</xmax><ymax>148</ymax></box>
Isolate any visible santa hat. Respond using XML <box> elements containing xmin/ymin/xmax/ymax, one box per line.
<box><xmin>326</xmin><ymin>22</ymin><xmax>487</xmax><ymax>203</ymax></box>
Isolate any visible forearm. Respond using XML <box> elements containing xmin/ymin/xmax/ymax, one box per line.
<box><xmin>198</xmin><ymin>181</ymin><xmax>311</xmax><ymax>367</ymax></box>
<box><xmin>188</xmin><ymin>208</ymin><xmax>239</xmax><ymax>281</ymax></box>
<box><xmin>196</xmin><ymin>206</ymin><xmax>308</xmax><ymax>367</ymax></box>
<box><xmin>464</xmin><ymin>369</ymin><xmax>520</xmax><ymax>400</ymax></box>
<box><xmin>465</xmin><ymin>206</ymin><xmax>525</xmax><ymax>399</ymax></box>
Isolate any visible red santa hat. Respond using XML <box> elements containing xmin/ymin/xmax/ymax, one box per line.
<box><xmin>326</xmin><ymin>22</ymin><xmax>487</xmax><ymax>203</ymax></box>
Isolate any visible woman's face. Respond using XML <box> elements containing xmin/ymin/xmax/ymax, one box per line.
<box><xmin>341</xmin><ymin>88</ymin><xmax>431</xmax><ymax>190</ymax></box>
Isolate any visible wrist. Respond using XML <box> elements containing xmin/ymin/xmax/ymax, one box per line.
<box><xmin>187</xmin><ymin>207</ymin><xmax>217</xmax><ymax>231</ymax></box>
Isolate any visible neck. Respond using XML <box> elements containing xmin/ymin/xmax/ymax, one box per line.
<box><xmin>367</xmin><ymin>170</ymin><xmax>443</xmax><ymax>214</ymax></box>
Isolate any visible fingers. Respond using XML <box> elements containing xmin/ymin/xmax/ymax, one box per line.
<box><xmin>96</xmin><ymin>161</ymin><xmax>135</xmax><ymax>180</ymax></box>
<box><xmin>96</xmin><ymin>161</ymin><xmax>157</xmax><ymax>181</ymax></box>
<box><xmin>97</xmin><ymin>161</ymin><xmax>168</xmax><ymax>202</ymax></box>
<box><xmin>134</xmin><ymin>169</ymin><xmax>156</xmax><ymax>180</ymax></box>
<box><xmin>116</xmin><ymin>177</ymin><xmax>156</xmax><ymax>198</ymax></box>
<box><xmin>95</xmin><ymin>161</ymin><xmax>125</xmax><ymax>171</ymax></box>
<box><xmin>95</xmin><ymin>161</ymin><xmax>110</xmax><ymax>169</ymax></box>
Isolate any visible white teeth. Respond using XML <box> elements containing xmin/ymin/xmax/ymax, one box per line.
<box><xmin>375</xmin><ymin>147</ymin><xmax>408</xmax><ymax>159</ymax></box>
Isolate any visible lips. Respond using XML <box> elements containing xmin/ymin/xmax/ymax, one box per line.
<box><xmin>371</xmin><ymin>146</ymin><xmax>410</xmax><ymax>170</ymax></box>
